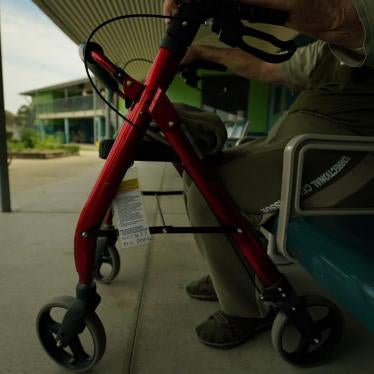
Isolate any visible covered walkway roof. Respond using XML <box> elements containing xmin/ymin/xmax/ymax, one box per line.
<box><xmin>32</xmin><ymin>0</ymin><xmax>296</xmax><ymax>81</ymax></box>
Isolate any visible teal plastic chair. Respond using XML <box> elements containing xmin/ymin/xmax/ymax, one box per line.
<box><xmin>271</xmin><ymin>134</ymin><xmax>374</xmax><ymax>331</ymax></box>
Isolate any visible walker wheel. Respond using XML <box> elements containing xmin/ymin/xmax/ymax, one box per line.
<box><xmin>93</xmin><ymin>237</ymin><xmax>121</xmax><ymax>284</ymax></box>
<box><xmin>36</xmin><ymin>296</ymin><xmax>106</xmax><ymax>372</ymax></box>
<box><xmin>271</xmin><ymin>295</ymin><xmax>344</xmax><ymax>367</ymax></box>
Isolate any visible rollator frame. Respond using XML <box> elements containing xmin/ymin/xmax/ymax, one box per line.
<box><xmin>70</xmin><ymin>1</ymin><xmax>312</xmax><ymax>346</ymax></box>
<box><xmin>37</xmin><ymin>1</ymin><xmax>346</xmax><ymax>369</ymax></box>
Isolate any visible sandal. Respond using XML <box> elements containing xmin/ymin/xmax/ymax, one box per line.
<box><xmin>196</xmin><ymin>310</ymin><xmax>274</xmax><ymax>348</ymax></box>
<box><xmin>186</xmin><ymin>275</ymin><xmax>218</xmax><ymax>301</ymax></box>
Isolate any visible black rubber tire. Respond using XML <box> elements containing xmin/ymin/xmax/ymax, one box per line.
<box><xmin>92</xmin><ymin>237</ymin><xmax>121</xmax><ymax>284</ymax></box>
<box><xmin>271</xmin><ymin>295</ymin><xmax>344</xmax><ymax>367</ymax></box>
<box><xmin>36</xmin><ymin>296</ymin><xmax>106</xmax><ymax>372</ymax></box>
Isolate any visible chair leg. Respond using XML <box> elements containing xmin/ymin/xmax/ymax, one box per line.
<box><xmin>261</xmin><ymin>227</ymin><xmax>293</xmax><ymax>266</ymax></box>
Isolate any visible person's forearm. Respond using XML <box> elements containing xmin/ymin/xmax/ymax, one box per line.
<box><xmin>192</xmin><ymin>45</ymin><xmax>285</xmax><ymax>84</ymax></box>
<box><xmin>240</xmin><ymin>0</ymin><xmax>364</xmax><ymax>49</ymax></box>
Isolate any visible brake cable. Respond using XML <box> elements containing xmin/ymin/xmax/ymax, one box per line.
<box><xmin>83</xmin><ymin>9</ymin><xmax>296</xmax><ymax>131</ymax></box>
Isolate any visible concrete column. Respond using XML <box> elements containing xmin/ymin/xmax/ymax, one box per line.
<box><xmin>0</xmin><ymin>32</ymin><xmax>11</xmax><ymax>212</ymax></box>
<box><xmin>93</xmin><ymin>87</ymin><xmax>97</xmax><ymax>143</ymax></box>
<box><xmin>63</xmin><ymin>88</ymin><xmax>71</xmax><ymax>144</ymax></box>
<box><xmin>105</xmin><ymin>89</ymin><xmax>114</xmax><ymax>138</ymax></box>
<box><xmin>115</xmin><ymin>95</ymin><xmax>120</xmax><ymax>133</ymax></box>
<box><xmin>95</xmin><ymin>117</ymin><xmax>103</xmax><ymax>142</ymax></box>
<box><xmin>64</xmin><ymin>118</ymin><xmax>70</xmax><ymax>144</ymax></box>
<box><xmin>39</xmin><ymin>120</ymin><xmax>45</xmax><ymax>141</ymax></box>
<box><xmin>93</xmin><ymin>117</ymin><xmax>97</xmax><ymax>144</ymax></box>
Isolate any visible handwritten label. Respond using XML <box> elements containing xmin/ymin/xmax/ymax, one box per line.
<box><xmin>113</xmin><ymin>171</ymin><xmax>151</xmax><ymax>248</ymax></box>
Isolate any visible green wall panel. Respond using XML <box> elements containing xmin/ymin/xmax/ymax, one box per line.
<box><xmin>118</xmin><ymin>96</ymin><xmax>127</xmax><ymax>114</ymax></box>
<box><xmin>248</xmin><ymin>80</ymin><xmax>269</xmax><ymax>134</ymax></box>
<box><xmin>113</xmin><ymin>76</ymin><xmax>201</xmax><ymax>114</ymax></box>
<box><xmin>167</xmin><ymin>76</ymin><xmax>201</xmax><ymax>108</ymax></box>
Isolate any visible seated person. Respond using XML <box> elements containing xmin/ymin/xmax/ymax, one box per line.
<box><xmin>164</xmin><ymin>0</ymin><xmax>374</xmax><ymax>348</ymax></box>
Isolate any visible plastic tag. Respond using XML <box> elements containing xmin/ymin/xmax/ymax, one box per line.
<box><xmin>113</xmin><ymin>170</ymin><xmax>151</xmax><ymax>248</ymax></box>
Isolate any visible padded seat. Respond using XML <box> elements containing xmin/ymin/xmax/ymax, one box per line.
<box><xmin>271</xmin><ymin>215</ymin><xmax>374</xmax><ymax>331</ymax></box>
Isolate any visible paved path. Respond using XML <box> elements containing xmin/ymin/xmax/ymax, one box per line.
<box><xmin>0</xmin><ymin>151</ymin><xmax>373</xmax><ymax>374</ymax></box>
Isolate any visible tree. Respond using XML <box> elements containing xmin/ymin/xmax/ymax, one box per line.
<box><xmin>16</xmin><ymin>104</ymin><xmax>34</xmax><ymax>128</ymax></box>
<box><xmin>5</xmin><ymin>110</ymin><xmax>19</xmax><ymax>140</ymax></box>
<box><xmin>5</xmin><ymin>110</ymin><xmax>18</xmax><ymax>128</ymax></box>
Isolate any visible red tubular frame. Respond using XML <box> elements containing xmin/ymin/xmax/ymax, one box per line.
<box><xmin>75</xmin><ymin>47</ymin><xmax>282</xmax><ymax>288</ymax></box>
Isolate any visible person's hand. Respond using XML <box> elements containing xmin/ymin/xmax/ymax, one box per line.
<box><xmin>240</xmin><ymin>0</ymin><xmax>364</xmax><ymax>49</ymax></box>
<box><xmin>163</xmin><ymin>0</ymin><xmax>179</xmax><ymax>18</ymax></box>
<box><xmin>163</xmin><ymin>0</ymin><xmax>193</xmax><ymax>23</ymax></box>
<box><xmin>180</xmin><ymin>45</ymin><xmax>203</xmax><ymax>66</ymax></box>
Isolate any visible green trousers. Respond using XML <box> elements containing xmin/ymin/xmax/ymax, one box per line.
<box><xmin>183</xmin><ymin>110</ymin><xmax>373</xmax><ymax>318</ymax></box>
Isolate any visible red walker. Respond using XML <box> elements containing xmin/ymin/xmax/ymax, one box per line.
<box><xmin>36</xmin><ymin>1</ymin><xmax>344</xmax><ymax>370</ymax></box>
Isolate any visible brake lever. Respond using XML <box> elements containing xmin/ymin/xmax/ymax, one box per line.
<box><xmin>209</xmin><ymin>2</ymin><xmax>296</xmax><ymax>63</ymax></box>
<box><xmin>236</xmin><ymin>24</ymin><xmax>296</xmax><ymax>63</ymax></box>
<box><xmin>212</xmin><ymin>19</ymin><xmax>296</xmax><ymax>63</ymax></box>
<box><xmin>179</xmin><ymin>60</ymin><xmax>227</xmax><ymax>88</ymax></box>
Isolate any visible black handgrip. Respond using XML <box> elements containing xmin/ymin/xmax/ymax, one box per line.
<box><xmin>202</xmin><ymin>1</ymin><xmax>296</xmax><ymax>63</ymax></box>
<box><xmin>184</xmin><ymin>60</ymin><xmax>227</xmax><ymax>72</ymax></box>
<box><xmin>238</xmin><ymin>24</ymin><xmax>297</xmax><ymax>63</ymax></box>
<box><xmin>79</xmin><ymin>42</ymin><xmax>118</xmax><ymax>92</ymax></box>
<box><xmin>238</xmin><ymin>40</ymin><xmax>295</xmax><ymax>64</ymax></box>
<box><xmin>179</xmin><ymin>59</ymin><xmax>227</xmax><ymax>88</ymax></box>
<box><xmin>238</xmin><ymin>4</ymin><xmax>289</xmax><ymax>26</ymax></box>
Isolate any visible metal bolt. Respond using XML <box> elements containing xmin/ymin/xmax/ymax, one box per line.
<box><xmin>277</xmin><ymin>287</ymin><xmax>283</xmax><ymax>292</ymax></box>
<box><xmin>126</xmin><ymin>80</ymin><xmax>133</xmax><ymax>87</ymax></box>
<box><xmin>237</xmin><ymin>228</ymin><xmax>243</xmax><ymax>234</ymax></box>
<box><xmin>291</xmin><ymin>307</ymin><xmax>296</xmax><ymax>312</ymax></box>
<box><xmin>162</xmin><ymin>228</ymin><xmax>168</xmax><ymax>233</ymax></box>
<box><xmin>82</xmin><ymin>232</ymin><xmax>89</xmax><ymax>238</ymax></box>
<box><xmin>313</xmin><ymin>338</ymin><xmax>320</xmax><ymax>344</ymax></box>
<box><xmin>56</xmin><ymin>339</ymin><xmax>63</xmax><ymax>347</ymax></box>
<box><xmin>281</xmin><ymin>293</ymin><xmax>287</xmax><ymax>298</ymax></box>
<box><xmin>182</xmin><ymin>21</ymin><xmax>188</xmax><ymax>26</ymax></box>
<box><xmin>259</xmin><ymin>296</ymin><xmax>265</xmax><ymax>301</ymax></box>
<box><xmin>168</xmin><ymin>121</ymin><xmax>175</xmax><ymax>127</ymax></box>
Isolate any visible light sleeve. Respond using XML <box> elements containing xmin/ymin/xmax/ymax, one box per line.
<box><xmin>329</xmin><ymin>0</ymin><xmax>374</xmax><ymax>68</ymax></box>
<box><xmin>282</xmin><ymin>41</ymin><xmax>325</xmax><ymax>91</ymax></box>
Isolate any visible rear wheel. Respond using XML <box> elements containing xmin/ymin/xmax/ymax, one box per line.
<box><xmin>271</xmin><ymin>295</ymin><xmax>344</xmax><ymax>367</ymax></box>
<box><xmin>92</xmin><ymin>237</ymin><xmax>121</xmax><ymax>284</ymax></box>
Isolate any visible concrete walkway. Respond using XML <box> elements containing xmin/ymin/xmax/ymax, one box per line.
<box><xmin>0</xmin><ymin>151</ymin><xmax>373</xmax><ymax>374</ymax></box>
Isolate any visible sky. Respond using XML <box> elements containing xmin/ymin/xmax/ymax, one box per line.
<box><xmin>1</xmin><ymin>0</ymin><xmax>86</xmax><ymax>113</ymax></box>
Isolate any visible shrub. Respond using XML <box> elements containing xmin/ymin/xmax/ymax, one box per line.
<box><xmin>8</xmin><ymin>129</ymin><xmax>80</xmax><ymax>154</ymax></box>
<box><xmin>7</xmin><ymin>140</ymin><xmax>24</xmax><ymax>152</ymax></box>
<box><xmin>34</xmin><ymin>135</ymin><xmax>61</xmax><ymax>150</ymax></box>
<box><xmin>20</xmin><ymin>128</ymin><xmax>38</xmax><ymax>148</ymax></box>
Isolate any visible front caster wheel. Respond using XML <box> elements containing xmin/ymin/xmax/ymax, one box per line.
<box><xmin>271</xmin><ymin>295</ymin><xmax>344</xmax><ymax>367</ymax></box>
<box><xmin>36</xmin><ymin>296</ymin><xmax>106</xmax><ymax>372</ymax></box>
<box><xmin>93</xmin><ymin>237</ymin><xmax>121</xmax><ymax>284</ymax></box>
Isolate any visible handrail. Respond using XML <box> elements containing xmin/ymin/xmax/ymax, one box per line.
<box><xmin>34</xmin><ymin>94</ymin><xmax>105</xmax><ymax>114</ymax></box>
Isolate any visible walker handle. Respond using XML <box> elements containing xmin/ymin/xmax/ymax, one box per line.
<box><xmin>79</xmin><ymin>42</ymin><xmax>119</xmax><ymax>91</ymax></box>
<box><xmin>179</xmin><ymin>59</ymin><xmax>227</xmax><ymax>88</ymax></box>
